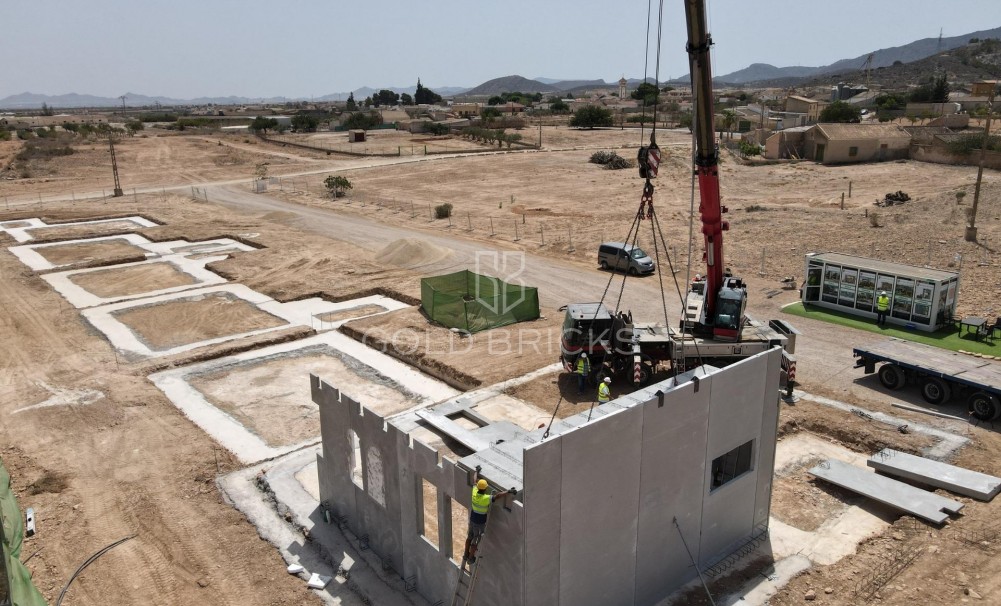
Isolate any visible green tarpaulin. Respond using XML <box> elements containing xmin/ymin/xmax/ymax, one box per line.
<box><xmin>1</xmin><ymin>458</ymin><xmax>47</xmax><ymax>606</ymax></box>
<box><xmin>421</xmin><ymin>270</ymin><xmax>540</xmax><ymax>333</ymax></box>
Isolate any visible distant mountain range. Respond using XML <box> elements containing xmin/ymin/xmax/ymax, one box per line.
<box><xmin>5</xmin><ymin>24</ymin><xmax>1001</xmax><ymax>110</ymax></box>
<box><xmin>715</xmin><ymin>25</ymin><xmax>1001</xmax><ymax>83</ymax></box>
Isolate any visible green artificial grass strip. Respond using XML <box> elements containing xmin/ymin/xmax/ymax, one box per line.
<box><xmin>782</xmin><ymin>302</ymin><xmax>1001</xmax><ymax>355</ymax></box>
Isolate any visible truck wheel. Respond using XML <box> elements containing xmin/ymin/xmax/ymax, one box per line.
<box><xmin>878</xmin><ymin>364</ymin><xmax>905</xmax><ymax>390</ymax></box>
<box><xmin>968</xmin><ymin>392</ymin><xmax>1001</xmax><ymax>421</ymax></box>
<box><xmin>600</xmin><ymin>260</ymin><xmax>609</xmax><ymax>271</ymax></box>
<box><xmin>920</xmin><ymin>377</ymin><xmax>952</xmax><ymax>405</ymax></box>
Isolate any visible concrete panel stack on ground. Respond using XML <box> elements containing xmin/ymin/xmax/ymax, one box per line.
<box><xmin>867</xmin><ymin>448</ymin><xmax>1001</xmax><ymax>501</ymax></box>
<box><xmin>315</xmin><ymin>348</ymin><xmax>782</xmax><ymax>606</ymax></box>
<box><xmin>809</xmin><ymin>459</ymin><xmax>964</xmax><ymax>524</ymax></box>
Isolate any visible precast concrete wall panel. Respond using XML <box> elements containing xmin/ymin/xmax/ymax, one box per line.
<box><xmin>558</xmin><ymin>406</ymin><xmax>644</xmax><ymax>606</ymax></box>
<box><xmin>473</xmin><ymin>500</ymin><xmax>526</xmax><ymax>606</ymax></box>
<box><xmin>523</xmin><ymin>436</ymin><xmax>563</xmax><ymax>606</ymax></box>
<box><xmin>700</xmin><ymin>352</ymin><xmax>771</xmax><ymax>566</ymax></box>
<box><xmin>313</xmin><ymin>377</ymin><xmax>359</xmax><ymax>527</ymax></box>
<box><xmin>753</xmin><ymin>350</ymin><xmax>782</xmax><ymax>528</ymax></box>
<box><xmin>634</xmin><ymin>378</ymin><xmax>712</xmax><ymax>605</ymax></box>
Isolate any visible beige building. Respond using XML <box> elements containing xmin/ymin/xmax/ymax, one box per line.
<box><xmin>802</xmin><ymin>123</ymin><xmax>911</xmax><ymax>164</ymax></box>
<box><xmin>971</xmin><ymin>80</ymin><xmax>999</xmax><ymax>97</ymax></box>
<box><xmin>784</xmin><ymin>95</ymin><xmax>827</xmax><ymax>123</ymax></box>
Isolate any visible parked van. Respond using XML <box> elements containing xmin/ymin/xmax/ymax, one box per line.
<box><xmin>597</xmin><ymin>242</ymin><xmax>655</xmax><ymax>275</ymax></box>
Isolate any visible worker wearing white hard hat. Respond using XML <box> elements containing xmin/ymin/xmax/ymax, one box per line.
<box><xmin>876</xmin><ymin>290</ymin><xmax>890</xmax><ymax>327</ymax></box>
<box><xmin>597</xmin><ymin>376</ymin><xmax>611</xmax><ymax>403</ymax></box>
<box><xmin>575</xmin><ymin>352</ymin><xmax>591</xmax><ymax>393</ymax></box>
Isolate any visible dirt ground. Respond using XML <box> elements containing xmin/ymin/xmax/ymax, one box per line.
<box><xmin>4</xmin><ymin>127</ymin><xmax>1001</xmax><ymax>605</ymax></box>
<box><xmin>34</xmin><ymin>238</ymin><xmax>148</xmax><ymax>267</ymax></box>
<box><xmin>69</xmin><ymin>262</ymin><xmax>196</xmax><ymax>297</ymax></box>
<box><xmin>112</xmin><ymin>291</ymin><xmax>288</xmax><ymax>351</ymax></box>
<box><xmin>24</xmin><ymin>218</ymin><xmax>154</xmax><ymax>241</ymax></box>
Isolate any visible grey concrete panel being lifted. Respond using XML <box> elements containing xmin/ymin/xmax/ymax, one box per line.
<box><xmin>414</xmin><ymin>409</ymin><xmax>491</xmax><ymax>451</ymax></box>
<box><xmin>868</xmin><ymin>448</ymin><xmax>1001</xmax><ymax>501</ymax></box>
<box><xmin>810</xmin><ymin>459</ymin><xmax>964</xmax><ymax>524</ymax></box>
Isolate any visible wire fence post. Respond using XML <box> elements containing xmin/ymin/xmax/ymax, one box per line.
<box><xmin>514</xmin><ymin>221</ymin><xmax>520</xmax><ymax>241</ymax></box>
<box><xmin>849</xmin><ymin>181</ymin><xmax>853</xmax><ymax>198</ymax></box>
<box><xmin>490</xmin><ymin>217</ymin><xmax>495</xmax><ymax>236</ymax></box>
<box><xmin>760</xmin><ymin>248</ymin><xmax>766</xmax><ymax>275</ymax></box>
<box><xmin>841</xmin><ymin>192</ymin><xmax>845</xmax><ymax>210</ymax></box>
<box><xmin>467</xmin><ymin>212</ymin><xmax>472</xmax><ymax>231</ymax></box>
<box><xmin>568</xmin><ymin>226</ymin><xmax>575</xmax><ymax>252</ymax></box>
<box><xmin>447</xmin><ymin>212</ymin><xmax>452</xmax><ymax>228</ymax></box>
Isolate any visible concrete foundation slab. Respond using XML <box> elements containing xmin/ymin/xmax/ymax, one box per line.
<box><xmin>868</xmin><ymin>448</ymin><xmax>1001</xmax><ymax>501</ymax></box>
<box><xmin>0</xmin><ymin>216</ymin><xmax>158</xmax><ymax>243</ymax></box>
<box><xmin>809</xmin><ymin>459</ymin><xmax>963</xmax><ymax>524</ymax></box>
<box><xmin>151</xmin><ymin>326</ymin><xmax>457</xmax><ymax>463</ymax></box>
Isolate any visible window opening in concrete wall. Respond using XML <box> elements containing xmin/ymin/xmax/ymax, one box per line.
<box><xmin>420</xmin><ymin>477</ymin><xmax>440</xmax><ymax>550</ymax></box>
<box><xmin>449</xmin><ymin>497</ymin><xmax>469</xmax><ymax>564</ymax></box>
<box><xmin>711</xmin><ymin>439</ymin><xmax>754</xmax><ymax>491</ymax></box>
<box><xmin>348</xmin><ymin>429</ymin><xmax>363</xmax><ymax>489</ymax></box>
<box><xmin>366</xmin><ymin>446</ymin><xmax>385</xmax><ymax>507</ymax></box>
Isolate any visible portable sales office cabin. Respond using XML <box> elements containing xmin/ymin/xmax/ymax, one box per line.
<box><xmin>802</xmin><ymin>253</ymin><xmax>959</xmax><ymax>331</ymax></box>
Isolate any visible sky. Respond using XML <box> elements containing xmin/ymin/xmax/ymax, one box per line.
<box><xmin>4</xmin><ymin>0</ymin><xmax>1001</xmax><ymax>99</ymax></box>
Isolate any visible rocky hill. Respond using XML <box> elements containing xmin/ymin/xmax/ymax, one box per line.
<box><xmin>462</xmin><ymin>75</ymin><xmax>560</xmax><ymax>96</ymax></box>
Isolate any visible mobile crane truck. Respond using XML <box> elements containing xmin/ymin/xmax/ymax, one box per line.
<box><xmin>560</xmin><ymin>0</ymin><xmax>798</xmax><ymax>386</ymax></box>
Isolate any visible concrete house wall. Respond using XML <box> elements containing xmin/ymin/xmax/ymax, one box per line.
<box><xmin>804</xmin><ymin>124</ymin><xmax>910</xmax><ymax>164</ymax></box>
<box><xmin>313</xmin><ymin>378</ymin><xmax>525</xmax><ymax>606</ymax></box>
<box><xmin>523</xmin><ymin>349</ymin><xmax>780</xmax><ymax>606</ymax></box>
<box><xmin>314</xmin><ymin>347</ymin><xmax>781</xmax><ymax>606</ymax></box>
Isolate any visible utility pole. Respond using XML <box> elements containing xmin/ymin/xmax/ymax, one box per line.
<box><xmin>967</xmin><ymin>85</ymin><xmax>995</xmax><ymax>242</ymax></box>
<box><xmin>109</xmin><ymin>135</ymin><xmax>124</xmax><ymax>197</ymax></box>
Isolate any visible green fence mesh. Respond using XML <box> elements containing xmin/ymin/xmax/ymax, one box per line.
<box><xmin>1</xmin><ymin>458</ymin><xmax>47</xmax><ymax>606</ymax></box>
<box><xmin>421</xmin><ymin>270</ymin><xmax>540</xmax><ymax>333</ymax></box>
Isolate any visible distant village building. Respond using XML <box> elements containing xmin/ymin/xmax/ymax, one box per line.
<box><xmin>618</xmin><ymin>76</ymin><xmax>628</xmax><ymax>99</ymax></box>
<box><xmin>784</xmin><ymin>96</ymin><xmax>827</xmax><ymax>123</ymax></box>
<box><xmin>451</xmin><ymin>103</ymin><xmax>480</xmax><ymax>118</ymax></box>
<box><xmin>831</xmin><ymin>82</ymin><xmax>868</xmax><ymax>102</ymax></box>
<box><xmin>971</xmin><ymin>80</ymin><xmax>999</xmax><ymax>97</ymax></box>
<box><xmin>802</xmin><ymin>123</ymin><xmax>910</xmax><ymax>164</ymax></box>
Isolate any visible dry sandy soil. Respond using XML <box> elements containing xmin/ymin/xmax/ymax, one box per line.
<box><xmin>4</xmin><ymin>128</ymin><xmax>1001</xmax><ymax>605</ymax></box>
<box><xmin>69</xmin><ymin>262</ymin><xmax>197</xmax><ymax>298</ymax></box>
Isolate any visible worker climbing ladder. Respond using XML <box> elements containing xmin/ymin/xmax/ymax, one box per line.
<box><xmin>450</xmin><ymin>507</ymin><xmax>489</xmax><ymax>606</ymax></box>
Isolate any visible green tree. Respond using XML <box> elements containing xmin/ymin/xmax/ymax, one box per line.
<box><xmin>345</xmin><ymin>92</ymin><xmax>357</xmax><ymax>111</ymax></box>
<box><xmin>488</xmin><ymin>95</ymin><xmax>504</xmax><ymax>106</ymax></box>
<box><xmin>549</xmin><ymin>98</ymin><xmax>569</xmax><ymax>113</ymax></box>
<box><xmin>400</xmin><ymin>93</ymin><xmax>413</xmax><ymax>106</ymax></box>
<box><xmin>678</xmin><ymin>111</ymin><xmax>694</xmax><ymax>131</ymax></box>
<box><xmin>481</xmin><ymin>106</ymin><xmax>501</xmax><ymax>124</ymax></box>
<box><xmin>427</xmin><ymin>122</ymin><xmax>449</xmax><ymax>136</ymax></box>
<box><xmin>363</xmin><ymin>96</ymin><xmax>373</xmax><ymax>108</ymax></box>
<box><xmin>125</xmin><ymin>120</ymin><xmax>144</xmax><ymax>136</ymax></box>
<box><xmin>40</xmin><ymin>102</ymin><xmax>54</xmax><ymax>116</ymax></box>
<box><xmin>324</xmin><ymin>175</ymin><xmax>352</xmax><ymax>197</ymax></box>
<box><xmin>291</xmin><ymin>114</ymin><xmax>319</xmax><ymax>132</ymax></box>
<box><xmin>373</xmin><ymin>89</ymin><xmax>400</xmax><ymax>106</ymax></box>
<box><xmin>631</xmin><ymin>82</ymin><xmax>659</xmax><ymax>105</ymax></box>
<box><xmin>250</xmin><ymin>116</ymin><xmax>279</xmax><ymax>133</ymax></box>
<box><xmin>910</xmin><ymin>74</ymin><xmax>950</xmax><ymax>103</ymax></box>
<box><xmin>819</xmin><ymin>101</ymin><xmax>861</xmax><ymax>123</ymax></box>
<box><xmin>570</xmin><ymin>105</ymin><xmax>613</xmax><ymax>129</ymax></box>
<box><xmin>414</xmin><ymin>79</ymin><xmax>443</xmax><ymax>105</ymax></box>
<box><xmin>343</xmin><ymin>111</ymin><xmax>382</xmax><ymax>130</ymax></box>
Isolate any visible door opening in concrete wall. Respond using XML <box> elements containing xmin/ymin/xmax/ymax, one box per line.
<box><xmin>420</xmin><ymin>477</ymin><xmax>440</xmax><ymax>550</ymax></box>
<box><xmin>349</xmin><ymin>429</ymin><xmax>363</xmax><ymax>489</ymax></box>
<box><xmin>449</xmin><ymin>497</ymin><xmax>469</xmax><ymax>564</ymax></box>
<box><xmin>711</xmin><ymin>439</ymin><xmax>754</xmax><ymax>491</ymax></box>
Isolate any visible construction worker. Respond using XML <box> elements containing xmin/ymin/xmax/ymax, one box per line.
<box><xmin>597</xmin><ymin>376</ymin><xmax>611</xmax><ymax>404</ymax></box>
<box><xmin>876</xmin><ymin>290</ymin><xmax>890</xmax><ymax>326</ymax></box>
<box><xmin>575</xmin><ymin>352</ymin><xmax>590</xmax><ymax>393</ymax></box>
<box><xmin>463</xmin><ymin>479</ymin><xmax>513</xmax><ymax>564</ymax></box>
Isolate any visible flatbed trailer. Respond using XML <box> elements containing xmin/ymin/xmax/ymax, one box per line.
<box><xmin>853</xmin><ymin>337</ymin><xmax>1001</xmax><ymax>420</ymax></box>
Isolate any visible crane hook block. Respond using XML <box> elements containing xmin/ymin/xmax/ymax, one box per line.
<box><xmin>637</xmin><ymin>143</ymin><xmax>661</xmax><ymax>179</ymax></box>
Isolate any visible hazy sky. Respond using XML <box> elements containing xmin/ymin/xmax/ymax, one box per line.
<box><xmin>5</xmin><ymin>0</ymin><xmax>1001</xmax><ymax>99</ymax></box>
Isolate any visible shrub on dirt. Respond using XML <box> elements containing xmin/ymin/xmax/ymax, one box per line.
<box><xmin>590</xmin><ymin>150</ymin><xmax>616</xmax><ymax>164</ymax></box>
<box><xmin>435</xmin><ymin>203</ymin><xmax>453</xmax><ymax>219</ymax></box>
<box><xmin>869</xmin><ymin>211</ymin><xmax>881</xmax><ymax>228</ymax></box>
<box><xmin>15</xmin><ymin>137</ymin><xmax>75</xmax><ymax>161</ymax></box>
<box><xmin>603</xmin><ymin>154</ymin><xmax>633</xmax><ymax>170</ymax></box>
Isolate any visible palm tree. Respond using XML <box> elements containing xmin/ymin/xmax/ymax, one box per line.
<box><xmin>720</xmin><ymin>109</ymin><xmax>737</xmax><ymax>140</ymax></box>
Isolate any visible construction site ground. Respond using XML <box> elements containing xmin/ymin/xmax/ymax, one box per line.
<box><xmin>2</xmin><ymin>128</ymin><xmax>1001</xmax><ymax>605</ymax></box>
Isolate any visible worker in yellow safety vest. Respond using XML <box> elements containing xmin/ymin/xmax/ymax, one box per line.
<box><xmin>463</xmin><ymin>479</ymin><xmax>514</xmax><ymax>564</ymax></box>
<box><xmin>597</xmin><ymin>376</ymin><xmax>611</xmax><ymax>403</ymax></box>
<box><xmin>575</xmin><ymin>353</ymin><xmax>590</xmax><ymax>393</ymax></box>
<box><xmin>876</xmin><ymin>290</ymin><xmax>890</xmax><ymax>327</ymax></box>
